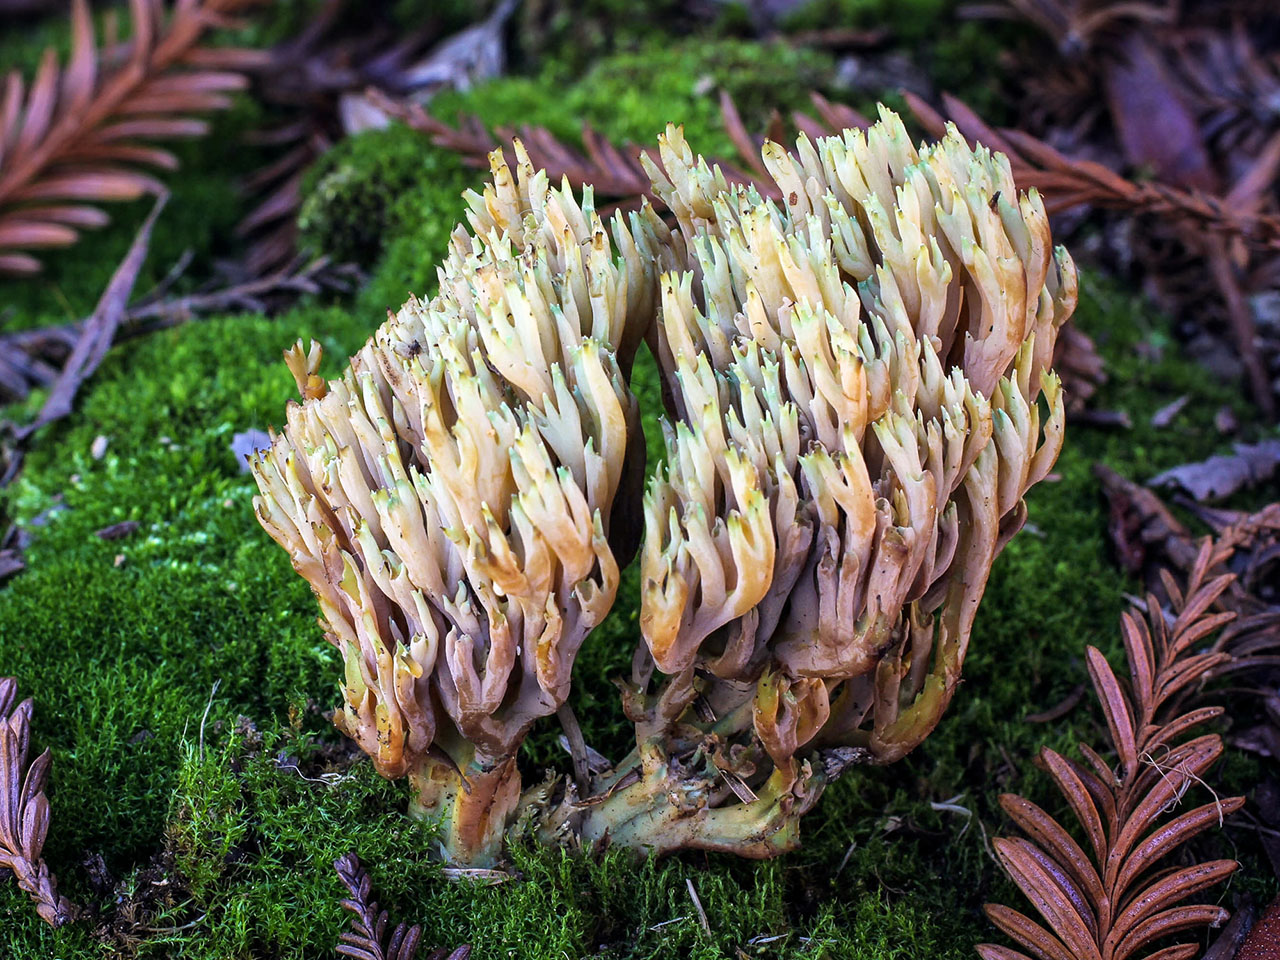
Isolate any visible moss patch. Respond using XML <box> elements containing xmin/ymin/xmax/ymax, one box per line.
<box><xmin>430</xmin><ymin>37</ymin><xmax>837</xmax><ymax>162</ymax></box>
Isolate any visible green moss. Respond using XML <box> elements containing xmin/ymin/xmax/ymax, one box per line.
<box><xmin>431</xmin><ymin>37</ymin><xmax>836</xmax><ymax>162</ymax></box>
<box><xmin>506</xmin><ymin>0</ymin><xmax>700</xmax><ymax>79</ymax></box>
<box><xmin>297</xmin><ymin>124</ymin><xmax>473</xmax><ymax>270</ymax></box>
<box><xmin>778</xmin><ymin>0</ymin><xmax>1026</xmax><ymax>120</ymax></box>
<box><xmin>349</xmin><ymin>152</ymin><xmax>480</xmax><ymax>315</ymax></box>
<box><xmin>780</xmin><ymin>0</ymin><xmax>951</xmax><ymax>42</ymax></box>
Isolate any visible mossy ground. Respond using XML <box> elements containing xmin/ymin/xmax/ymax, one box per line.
<box><xmin>2</xmin><ymin>7</ymin><xmax>1276</xmax><ymax>959</ymax></box>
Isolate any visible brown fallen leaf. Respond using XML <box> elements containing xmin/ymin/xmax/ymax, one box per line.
<box><xmin>0</xmin><ymin>526</ymin><xmax>23</xmax><ymax>583</ymax></box>
<box><xmin>1095</xmin><ymin>462</ymin><xmax>1194</xmax><ymax>578</ymax></box>
<box><xmin>334</xmin><ymin>852</ymin><xmax>473</xmax><ymax>960</ymax></box>
<box><xmin>1233</xmin><ymin>723</ymin><xmax>1280</xmax><ymax>758</ymax></box>
<box><xmin>1149</xmin><ymin>439</ymin><xmax>1280</xmax><ymax>502</ymax></box>
<box><xmin>1022</xmin><ymin>683</ymin><xmax>1085</xmax><ymax>723</ymax></box>
<box><xmin>1068</xmin><ymin>407</ymin><xmax>1131</xmax><ymax>428</ymax></box>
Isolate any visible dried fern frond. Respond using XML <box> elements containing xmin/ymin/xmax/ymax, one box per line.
<box><xmin>0</xmin><ymin>677</ymin><xmax>75</xmax><ymax>928</ymax></box>
<box><xmin>978</xmin><ymin>540</ymin><xmax>1245</xmax><ymax>960</ymax></box>
<box><xmin>334</xmin><ymin>853</ymin><xmax>471</xmax><ymax>960</ymax></box>
<box><xmin>0</xmin><ymin>0</ymin><xmax>268</xmax><ymax>274</ymax></box>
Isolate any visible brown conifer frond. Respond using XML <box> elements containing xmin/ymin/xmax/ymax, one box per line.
<box><xmin>333</xmin><ymin>853</ymin><xmax>471</xmax><ymax>960</ymax></box>
<box><xmin>0</xmin><ymin>0</ymin><xmax>269</xmax><ymax>274</ymax></box>
<box><xmin>370</xmin><ymin>88</ymin><xmax>773</xmax><ymax>210</ymax></box>
<box><xmin>0</xmin><ymin>677</ymin><xmax>75</xmax><ymax>928</ymax></box>
<box><xmin>977</xmin><ymin>540</ymin><xmax>1245</xmax><ymax>960</ymax></box>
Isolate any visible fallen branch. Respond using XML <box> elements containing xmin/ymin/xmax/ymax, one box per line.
<box><xmin>0</xmin><ymin>256</ymin><xmax>359</xmax><ymax>404</ymax></box>
<box><xmin>13</xmin><ymin>192</ymin><xmax>165</xmax><ymax>441</ymax></box>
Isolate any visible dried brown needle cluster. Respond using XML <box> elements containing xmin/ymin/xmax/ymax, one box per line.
<box><xmin>252</xmin><ymin>108</ymin><xmax>1076</xmax><ymax>864</ymax></box>
<box><xmin>979</xmin><ymin>541</ymin><xmax>1245</xmax><ymax>960</ymax></box>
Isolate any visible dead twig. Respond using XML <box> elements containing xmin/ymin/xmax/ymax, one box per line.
<box><xmin>0</xmin><ymin>257</ymin><xmax>359</xmax><ymax>405</ymax></box>
<box><xmin>12</xmin><ymin>192</ymin><xmax>166</xmax><ymax>443</ymax></box>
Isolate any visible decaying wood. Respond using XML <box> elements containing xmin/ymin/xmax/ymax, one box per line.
<box><xmin>0</xmin><ymin>677</ymin><xmax>75</xmax><ymax>927</ymax></box>
<box><xmin>0</xmin><ymin>0</ymin><xmax>268</xmax><ymax>274</ymax></box>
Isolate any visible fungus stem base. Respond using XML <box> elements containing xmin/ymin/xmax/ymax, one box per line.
<box><xmin>408</xmin><ymin>753</ymin><xmax>521</xmax><ymax>867</ymax></box>
<box><xmin>545</xmin><ymin>739</ymin><xmax>837</xmax><ymax>859</ymax></box>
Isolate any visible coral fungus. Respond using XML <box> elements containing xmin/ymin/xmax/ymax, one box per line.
<box><xmin>251</xmin><ymin>108</ymin><xmax>1075</xmax><ymax>865</ymax></box>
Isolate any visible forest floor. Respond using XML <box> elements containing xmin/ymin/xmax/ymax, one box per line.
<box><xmin>1</xmin><ymin>2</ymin><xmax>1276</xmax><ymax>958</ymax></box>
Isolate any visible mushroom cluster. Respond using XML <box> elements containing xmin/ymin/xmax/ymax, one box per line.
<box><xmin>252</xmin><ymin>147</ymin><xmax>676</xmax><ymax>862</ymax></box>
<box><xmin>251</xmin><ymin>107</ymin><xmax>1075</xmax><ymax>864</ymax></box>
